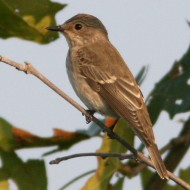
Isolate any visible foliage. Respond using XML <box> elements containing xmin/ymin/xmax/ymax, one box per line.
<box><xmin>82</xmin><ymin>119</ymin><xmax>134</xmax><ymax>190</ymax></box>
<box><xmin>148</xmin><ymin>44</ymin><xmax>190</xmax><ymax>124</ymax></box>
<box><xmin>0</xmin><ymin>151</ymin><xmax>47</xmax><ymax>190</ymax></box>
<box><xmin>0</xmin><ymin>0</ymin><xmax>66</xmax><ymax>44</ymax></box>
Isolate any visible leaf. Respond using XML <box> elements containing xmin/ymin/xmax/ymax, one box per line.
<box><xmin>0</xmin><ymin>180</ymin><xmax>9</xmax><ymax>190</ymax></box>
<box><xmin>0</xmin><ymin>118</ymin><xmax>17</xmax><ymax>151</ymax></box>
<box><xmin>178</xmin><ymin>166</ymin><xmax>190</xmax><ymax>184</ymax></box>
<box><xmin>0</xmin><ymin>118</ymin><xmax>89</xmax><ymax>152</ymax></box>
<box><xmin>136</xmin><ymin>65</ymin><xmax>149</xmax><ymax>85</ymax></box>
<box><xmin>59</xmin><ymin>170</ymin><xmax>95</xmax><ymax>190</ymax></box>
<box><xmin>187</xmin><ymin>21</ymin><xmax>190</xmax><ymax>27</ymax></box>
<box><xmin>0</xmin><ymin>0</ymin><xmax>66</xmax><ymax>44</ymax></box>
<box><xmin>140</xmin><ymin>168</ymin><xmax>154</xmax><ymax>189</ymax></box>
<box><xmin>0</xmin><ymin>151</ymin><xmax>47</xmax><ymax>190</ymax></box>
<box><xmin>112</xmin><ymin>177</ymin><xmax>125</xmax><ymax>190</ymax></box>
<box><xmin>148</xmin><ymin>43</ymin><xmax>190</xmax><ymax>124</ymax></box>
<box><xmin>81</xmin><ymin>119</ymin><xmax>134</xmax><ymax>190</ymax></box>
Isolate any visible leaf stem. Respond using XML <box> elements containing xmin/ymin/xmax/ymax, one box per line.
<box><xmin>59</xmin><ymin>170</ymin><xmax>95</xmax><ymax>190</ymax></box>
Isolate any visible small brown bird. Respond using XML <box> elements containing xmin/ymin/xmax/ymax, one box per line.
<box><xmin>47</xmin><ymin>14</ymin><xmax>168</xmax><ymax>179</ymax></box>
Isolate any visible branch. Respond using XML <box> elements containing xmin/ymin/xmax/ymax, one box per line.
<box><xmin>1</xmin><ymin>56</ymin><xmax>190</xmax><ymax>190</ymax></box>
<box><xmin>49</xmin><ymin>152</ymin><xmax>134</xmax><ymax>164</ymax></box>
<box><xmin>160</xmin><ymin>132</ymin><xmax>190</xmax><ymax>155</ymax></box>
<box><xmin>145</xmin><ymin>117</ymin><xmax>190</xmax><ymax>190</ymax></box>
<box><xmin>119</xmin><ymin>124</ymin><xmax>190</xmax><ymax>178</ymax></box>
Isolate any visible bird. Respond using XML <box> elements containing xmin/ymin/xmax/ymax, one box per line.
<box><xmin>46</xmin><ymin>13</ymin><xmax>168</xmax><ymax>179</ymax></box>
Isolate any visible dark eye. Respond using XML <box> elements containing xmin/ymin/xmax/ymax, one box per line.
<box><xmin>75</xmin><ymin>23</ymin><xmax>83</xmax><ymax>30</ymax></box>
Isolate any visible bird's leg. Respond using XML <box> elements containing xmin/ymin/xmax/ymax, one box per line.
<box><xmin>83</xmin><ymin>110</ymin><xmax>96</xmax><ymax>124</ymax></box>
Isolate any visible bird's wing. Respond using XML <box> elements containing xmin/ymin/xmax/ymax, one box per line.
<box><xmin>76</xmin><ymin>44</ymin><xmax>155</xmax><ymax>144</ymax></box>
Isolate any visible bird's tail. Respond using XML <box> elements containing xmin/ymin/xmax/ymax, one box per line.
<box><xmin>147</xmin><ymin>143</ymin><xmax>169</xmax><ymax>180</ymax></box>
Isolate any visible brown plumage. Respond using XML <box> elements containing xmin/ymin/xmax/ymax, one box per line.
<box><xmin>47</xmin><ymin>13</ymin><xmax>168</xmax><ymax>179</ymax></box>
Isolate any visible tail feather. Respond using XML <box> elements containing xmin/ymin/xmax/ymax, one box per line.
<box><xmin>147</xmin><ymin>143</ymin><xmax>168</xmax><ymax>180</ymax></box>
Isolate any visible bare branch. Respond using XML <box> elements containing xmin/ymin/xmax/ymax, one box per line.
<box><xmin>120</xmin><ymin>130</ymin><xmax>190</xmax><ymax>179</ymax></box>
<box><xmin>49</xmin><ymin>152</ymin><xmax>134</xmax><ymax>164</ymax></box>
<box><xmin>1</xmin><ymin>56</ymin><xmax>190</xmax><ymax>190</ymax></box>
<box><xmin>160</xmin><ymin>133</ymin><xmax>190</xmax><ymax>154</ymax></box>
<box><xmin>145</xmin><ymin>117</ymin><xmax>190</xmax><ymax>190</ymax></box>
<box><xmin>0</xmin><ymin>56</ymin><xmax>136</xmax><ymax>154</ymax></box>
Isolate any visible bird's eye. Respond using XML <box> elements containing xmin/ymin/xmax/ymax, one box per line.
<box><xmin>75</xmin><ymin>23</ymin><xmax>83</xmax><ymax>30</ymax></box>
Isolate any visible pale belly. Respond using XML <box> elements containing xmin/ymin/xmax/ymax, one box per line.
<box><xmin>66</xmin><ymin>56</ymin><xmax>115</xmax><ymax>116</ymax></box>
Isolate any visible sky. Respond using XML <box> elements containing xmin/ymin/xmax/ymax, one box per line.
<box><xmin>1</xmin><ymin>0</ymin><xmax>190</xmax><ymax>189</ymax></box>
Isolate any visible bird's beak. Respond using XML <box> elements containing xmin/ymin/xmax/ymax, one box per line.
<box><xmin>46</xmin><ymin>25</ymin><xmax>62</xmax><ymax>32</ymax></box>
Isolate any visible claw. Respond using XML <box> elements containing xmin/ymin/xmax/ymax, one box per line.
<box><xmin>83</xmin><ymin>110</ymin><xmax>95</xmax><ymax>124</ymax></box>
<box><xmin>85</xmin><ymin>115</ymin><xmax>92</xmax><ymax>124</ymax></box>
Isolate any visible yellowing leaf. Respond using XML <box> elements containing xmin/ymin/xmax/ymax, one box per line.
<box><xmin>82</xmin><ymin>119</ymin><xmax>134</xmax><ymax>190</ymax></box>
<box><xmin>0</xmin><ymin>180</ymin><xmax>9</xmax><ymax>190</ymax></box>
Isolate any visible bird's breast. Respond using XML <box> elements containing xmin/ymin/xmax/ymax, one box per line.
<box><xmin>66</xmin><ymin>49</ymin><xmax>115</xmax><ymax>116</ymax></box>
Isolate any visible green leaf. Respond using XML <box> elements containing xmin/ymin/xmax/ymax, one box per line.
<box><xmin>187</xmin><ymin>21</ymin><xmax>190</xmax><ymax>27</ymax></box>
<box><xmin>0</xmin><ymin>0</ymin><xmax>66</xmax><ymax>44</ymax></box>
<box><xmin>148</xmin><ymin>44</ymin><xmax>190</xmax><ymax>123</ymax></box>
<box><xmin>112</xmin><ymin>177</ymin><xmax>125</xmax><ymax>190</ymax></box>
<box><xmin>60</xmin><ymin>170</ymin><xmax>95</xmax><ymax>190</ymax></box>
<box><xmin>178</xmin><ymin>166</ymin><xmax>190</xmax><ymax>184</ymax></box>
<box><xmin>0</xmin><ymin>118</ymin><xmax>17</xmax><ymax>151</ymax></box>
<box><xmin>0</xmin><ymin>118</ymin><xmax>90</xmax><ymax>153</ymax></box>
<box><xmin>140</xmin><ymin>168</ymin><xmax>154</xmax><ymax>189</ymax></box>
<box><xmin>0</xmin><ymin>151</ymin><xmax>47</xmax><ymax>190</ymax></box>
<box><xmin>164</xmin><ymin>185</ymin><xmax>175</xmax><ymax>190</ymax></box>
<box><xmin>136</xmin><ymin>65</ymin><xmax>149</xmax><ymax>85</ymax></box>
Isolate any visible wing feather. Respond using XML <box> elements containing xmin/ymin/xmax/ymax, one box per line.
<box><xmin>76</xmin><ymin>44</ymin><xmax>155</xmax><ymax>144</ymax></box>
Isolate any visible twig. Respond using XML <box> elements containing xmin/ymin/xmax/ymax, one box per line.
<box><xmin>160</xmin><ymin>133</ymin><xmax>190</xmax><ymax>154</ymax></box>
<box><xmin>49</xmin><ymin>152</ymin><xmax>134</xmax><ymax>164</ymax></box>
<box><xmin>0</xmin><ymin>56</ymin><xmax>136</xmax><ymax>154</ymax></box>
<box><xmin>145</xmin><ymin>117</ymin><xmax>190</xmax><ymax>190</ymax></box>
<box><xmin>119</xmin><ymin>130</ymin><xmax>190</xmax><ymax>178</ymax></box>
<box><xmin>1</xmin><ymin>56</ymin><xmax>190</xmax><ymax>190</ymax></box>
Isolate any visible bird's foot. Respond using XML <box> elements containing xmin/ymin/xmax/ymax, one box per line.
<box><xmin>83</xmin><ymin>110</ymin><xmax>95</xmax><ymax>124</ymax></box>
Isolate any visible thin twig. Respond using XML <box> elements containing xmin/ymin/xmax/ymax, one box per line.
<box><xmin>0</xmin><ymin>56</ymin><xmax>190</xmax><ymax>190</ymax></box>
<box><xmin>160</xmin><ymin>133</ymin><xmax>190</xmax><ymax>154</ymax></box>
<box><xmin>123</xmin><ymin>131</ymin><xmax>190</xmax><ymax>177</ymax></box>
<box><xmin>0</xmin><ymin>56</ymin><xmax>137</xmax><ymax>155</ymax></box>
<box><xmin>145</xmin><ymin>117</ymin><xmax>190</xmax><ymax>190</ymax></box>
<box><xmin>50</xmin><ymin>152</ymin><xmax>134</xmax><ymax>164</ymax></box>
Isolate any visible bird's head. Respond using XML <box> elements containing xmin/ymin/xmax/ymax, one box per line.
<box><xmin>46</xmin><ymin>14</ymin><xmax>108</xmax><ymax>47</ymax></box>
